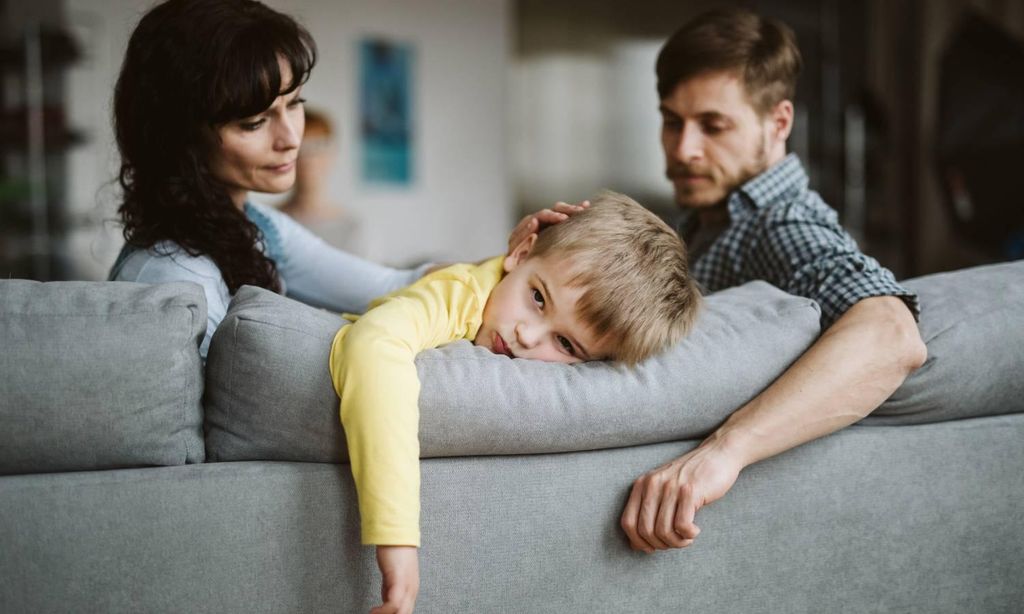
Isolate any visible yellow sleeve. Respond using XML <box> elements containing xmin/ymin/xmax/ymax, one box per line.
<box><xmin>328</xmin><ymin>267</ymin><xmax>489</xmax><ymax>546</ymax></box>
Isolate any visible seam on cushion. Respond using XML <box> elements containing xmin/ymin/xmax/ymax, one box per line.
<box><xmin>919</xmin><ymin>303</ymin><xmax>1020</xmax><ymax>342</ymax></box>
<box><xmin>222</xmin><ymin>313</ymin><xmax>240</xmax><ymax>462</ymax></box>
<box><xmin>1</xmin><ymin>307</ymin><xmax>196</xmax><ymax>317</ymax></box>
<box><xmin>179</xmin><ymin>300</ymin><xmax>198</xmax><ymax>464</ymax></box>
<box><xmin>234</xmin><ymin>312</ymin><xmax>339</xmax><ymax>340</ymax></box>
<box><xmin>3</xmin><ymin>295</ymin><xmax>202</xmax><ymax>317</ymax></box>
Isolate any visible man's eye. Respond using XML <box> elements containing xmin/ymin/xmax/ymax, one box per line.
<box><xmin>557</xmin><ymin>335</ymin><xmax>575</xmax><ymax>355</ymax></box>
<box><xmin>532</xmin><ymin>288</ymin><xmax>545</xmax><ymax>308</ymax></box>
<box><xmin>239</xmin><ymin>119</ymin><xmax>266</xmax><ymax>131</ymax></box>
<box><xmin>662</xmin><ymin>119</ymin><xmax>682</xmax><ymax>131</ymax></box>
<box><xmin>703</xmin><ymin>123</ymin><xmax>726</xmax><ymax>135</ymax></box>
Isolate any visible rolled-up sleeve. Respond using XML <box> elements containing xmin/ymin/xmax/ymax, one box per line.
<box><xmin>746</xmin><ymin>202</ymin><xmax>920</xmax><ymax>329</ymax></box>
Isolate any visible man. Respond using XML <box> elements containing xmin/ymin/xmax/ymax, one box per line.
<box><xmin>617</xmin><ymin>7</ymin><xmax>926</xmax><ymax>553</ymax></box>
<box><xmin>513</xmin><ymin>7</ymin><xmax>927</xmax><ymax>553</ymax></box>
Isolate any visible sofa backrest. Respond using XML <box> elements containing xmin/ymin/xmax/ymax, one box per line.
<box><xmin>203</xmin><ymin>281</ymin><xmax>823</xmax><ymax>463</ymax></box>
<box><xmin>0</xmin><ymin>280</ymin><xmax>206</xmax><ymax>475</ymax></box>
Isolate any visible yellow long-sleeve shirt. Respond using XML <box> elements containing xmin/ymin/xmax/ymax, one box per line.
<box><xmin>328</xmin><ymin>256</ymin><xmax>505</xmax><ymax>546</ymax></box>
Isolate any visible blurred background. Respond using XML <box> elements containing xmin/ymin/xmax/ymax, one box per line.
<box><xmin>2</xmin><ymin>0</ymin><xmax>1023</xmax><ymax>282</ymax></box>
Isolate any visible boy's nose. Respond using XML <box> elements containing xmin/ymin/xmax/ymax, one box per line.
<box><xmin>515</xmin><ymin>322</ymin><xmax>541</xmax><ymax>349</ymax></box>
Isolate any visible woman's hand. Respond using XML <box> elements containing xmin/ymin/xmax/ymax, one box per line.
<box><xmin>371</xmin><ymin>545</ymin><xmax>419</xmax><ymax>614</ymax></box>
<box><xmin>507</xmin><ymin>200</ymin><xmax>590</xmax><ymax>255</ymax></box>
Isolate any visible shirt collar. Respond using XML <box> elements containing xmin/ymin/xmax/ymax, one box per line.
<box><xmin>676</xmin><ymin>152</ymin><xmax>808</xmax><ymax>236</ymax></box>
<box><xmin>731</xmin><ymin>152</ymin><xmax>807</xmax><ymax>216</ymax></box>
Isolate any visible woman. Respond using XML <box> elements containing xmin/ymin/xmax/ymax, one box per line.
<box><xmin>108</xmin><ymin>0</ymin><xmax>430</xmax><ymax>359</ymax></box>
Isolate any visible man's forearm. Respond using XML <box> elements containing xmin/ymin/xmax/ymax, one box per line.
<box><xmin>705</xmin><ymin>295</ymin><xmax>927</xmax><ymax>467</ymax></box>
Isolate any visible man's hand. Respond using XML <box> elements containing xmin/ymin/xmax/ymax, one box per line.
<box><xmin>507</xmin><ymin>200</ymin><xmax>590</xmax><ymax>254</ymax></box>
<box><xmin>371</xmin><ymin>545</ymin><xmax>419</xmax><ymax>614</ymax></box>
<box><xmin>620</xmin><ymin>295</ymin><xmax>926</xmax><ymax>553</ymax></box>
<box><xmin>620</xmin><ymin>438</ymin><xmax>743</xmax><ymax>553</ymax></box>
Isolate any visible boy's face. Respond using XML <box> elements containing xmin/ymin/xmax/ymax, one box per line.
<box><xmin>474</xmin><ymin>235</ymin><xmax>607</xmax><ymax>364</ymax></box>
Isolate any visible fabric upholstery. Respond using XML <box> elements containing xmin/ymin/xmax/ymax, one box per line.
<box><xmin>0</xmin><ymin>280</ymin><xmax>205</xmax><ymax>474</ymax></box>
<box><xmin>204</xmin><ymin>281</ymin><xmax>821</xmax><ymax>462</ymax></box>
<box><xmin>868</xmin><ymin>260</ymin><xmax>1024</xmax><ymax>424</ymax></box>
<box><xmin>3</xmin><ymin>414</ymin><xmax>1022</xmax><ymax>613</ymax></box>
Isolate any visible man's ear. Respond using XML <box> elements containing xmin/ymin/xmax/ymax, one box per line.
<box><xmin>768</xmin><ymin>99</ymin><xmax>795</xmax><ymax>143</ymax></box>
<box><xmin>504</xmin><ymin>233</ymin><xmax>537</xmax><ymax>273</ymax></box>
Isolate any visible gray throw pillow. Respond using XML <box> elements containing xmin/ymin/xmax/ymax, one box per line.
<box><xmin>204</xmin><ymin>281</ymin><xmax>821</xmax><ymax>462</ymax></box>
<box><xmin>867</xmin><ymin>260</ymin><xmax>1024</xmax><ymax>424</ymax></box>
<box><xmin>0</xmin><ymin>280</ymin><xmax>206</xmax><ymax>475</ymax></box>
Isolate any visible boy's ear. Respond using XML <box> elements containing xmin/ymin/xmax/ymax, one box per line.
<box><xmin>504</xmin><ymin>233</ymin><xmax>537</xmax><ymax>273</ymax></box>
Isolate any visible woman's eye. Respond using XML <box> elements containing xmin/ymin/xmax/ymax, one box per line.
<box><xmin>239</xmin><ymin>119</ymin><xmax>265</xmax><ymax>131</ymax></box>
<box><xmin>532</xmin><ymin>288</ymin><xmax>544</xmax><ymax>308</ymax></box>
<box><xmin>288</xmin><ymin>97</ymin><xmax>306</xmax><ymax>108</ymax></box>
<box><xmin>557</xmin><ymin>335</ymin><xmax>575</xmax><ymax>355</ymax></box>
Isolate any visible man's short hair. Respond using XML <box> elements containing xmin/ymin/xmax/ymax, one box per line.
<box><xmin>530</xmin><ymin>191</ymin><xmax>701</xmax><ymax>365</ymax></box>
<box><xmin>656</xmin><ymin>8</ymin><xmax>802</xmax><ymax>115</ymax></box>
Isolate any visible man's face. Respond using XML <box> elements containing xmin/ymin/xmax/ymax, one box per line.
<box><xmin>660</xmin><ymin>71</ymin><xmax>779</xmax><ymax>209</ymax></box>
<box><xmin>474</xmin><ymin>237</ymin><xmax>607</xmax><ymax>364</ymax></box>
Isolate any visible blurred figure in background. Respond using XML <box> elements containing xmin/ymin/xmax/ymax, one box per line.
<box><xmin>279</xmin><ymin>108</ymin><xmax>364</xmax><ymax>254</ymax></box>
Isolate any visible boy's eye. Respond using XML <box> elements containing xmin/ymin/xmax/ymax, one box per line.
<box><xmin>557</xmin><ymin>335</ymin><xmax>575</xmax><ymax>355</ymax></box>
<box><xmin>532</xmin><ymin>288</ymin><xmax>545</xmax><ymax>308</ymax></box>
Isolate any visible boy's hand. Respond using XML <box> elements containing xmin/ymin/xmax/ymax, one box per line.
<box><xmin>507</xmin><ymin>200</ymin><xmax>590</xmax><ymax>254</ymax></box>
<box><xmin>371</xmin><ymin>545</ymin><xmax>419</xmax><ymax>614</ymax></box>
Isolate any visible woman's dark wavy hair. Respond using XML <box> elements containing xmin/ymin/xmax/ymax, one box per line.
<box><xmin>114</xmin><ymin>0</ymin><xmax>317</xmax><ymax>293</ymax></box>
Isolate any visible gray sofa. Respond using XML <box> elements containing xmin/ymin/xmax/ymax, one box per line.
<box><xmin>2</xmin><ymin>261</ymin><xmax>1023</xmax><ymax>613</ymax></box>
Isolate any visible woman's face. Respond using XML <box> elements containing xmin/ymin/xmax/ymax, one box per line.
<box><xmin>207</xmin><ymin>61</ymin><xmax>306</xmax><ymax>208</ymax></box>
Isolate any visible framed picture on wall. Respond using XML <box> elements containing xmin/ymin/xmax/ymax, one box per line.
<box><xmin>358</xmin><ymin>37</ymin><xmax>415</xmax><ymax>187</ymax></box>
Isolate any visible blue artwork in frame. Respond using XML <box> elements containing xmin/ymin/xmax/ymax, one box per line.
<box><xmin>359</xmin><ymin>37</ymin><xmax>414</xmax><ymax>186</ymax></box>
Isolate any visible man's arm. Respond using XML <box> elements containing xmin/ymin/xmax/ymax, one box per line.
<box><xmin>620</xmin><ymin>295</ymin><xmax>927</xmax><ymax>552</ymax></box>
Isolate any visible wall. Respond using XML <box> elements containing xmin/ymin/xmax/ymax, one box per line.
<box><xmin>63</xmin><ymin>0</ymin><xmax>511</xmax><ymax>279</ymax></box>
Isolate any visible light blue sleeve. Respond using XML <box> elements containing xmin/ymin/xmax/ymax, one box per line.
<box><xmin>256</xmin><ymin>204</ymin><xmax>430</xmax><ymax>313</ymax></box>
<box><xmin>111</xmin><ymin>246</ymin><xmax>230</xmax><ymax>360</ymax></box>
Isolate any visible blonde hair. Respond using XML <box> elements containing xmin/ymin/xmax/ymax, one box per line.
<box><xmin>303</xmin><ymin>107</ymin><xmax>334</xmax><ymax>139</ymax></box>
<box><xmin>529</xmin><ymin>191</ymin><xmax>701</xmax><ymax>365</ymax></box>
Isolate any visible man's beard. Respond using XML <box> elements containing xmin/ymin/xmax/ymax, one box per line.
<box><xmin>668</xmin><ymin>131</ymin><xmax>770</xmax><ymax>208</ymax></box>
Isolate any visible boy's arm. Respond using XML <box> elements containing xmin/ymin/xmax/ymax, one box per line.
<box><xmin>330</xmin><ymin>270</ymin><xmax>486</xmax><ymax>546</ymax></box>
<box><xmin>332</xmin><ymin>271</ymin><xmax>487</xmax><ymax>613</ymax></box>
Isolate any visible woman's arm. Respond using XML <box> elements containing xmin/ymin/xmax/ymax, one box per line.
<box><xmin>261</xmin><ymin>204</ymin><xmax>430</xmax><ymax>313</ymax></box>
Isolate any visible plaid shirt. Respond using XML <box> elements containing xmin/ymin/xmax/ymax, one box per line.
<box><xmin>677</xmin><ymin>153</ymin><xmax>920</xmax><ymax>329</ymax></box>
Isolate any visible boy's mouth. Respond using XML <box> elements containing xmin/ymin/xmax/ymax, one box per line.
<box><xmin>492</xmin><ymin>332</ymin><xmax>514</xmax><ymax>358</ymax></box>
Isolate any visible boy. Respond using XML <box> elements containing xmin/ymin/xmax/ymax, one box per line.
<box><xmin>329</xmin><ymin>191</ymin><xmax>701</xmax><ymax>614</ymax></box>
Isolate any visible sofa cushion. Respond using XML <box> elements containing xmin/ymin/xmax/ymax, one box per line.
<box><xmin>0</xmin><ymin>280</ymin><xmax>206</xmax><ymax>475</ymax></box>
<box><xmin>867</xmin><ymin>260</ymin><xmax>1024</xmax><ymax>424</ymax></box>
<box><xmin>204</xmin><ymin>281</ymin><xmax>821</xmax><ymax>462</ymax></box>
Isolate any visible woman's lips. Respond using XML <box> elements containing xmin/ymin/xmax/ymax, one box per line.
<box><xmin>266</xmin><ymin>160</ymin><xmax>296</xmax><ymax>173</ymax></box>
<box><xmin>493</xmin><ymin>332</ymin><xmax>513</xmax><ymax>358</ymax></box>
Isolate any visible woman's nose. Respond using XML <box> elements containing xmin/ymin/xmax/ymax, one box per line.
<box><xmin>275</xmin><ymin>116</ymin><xmax>302</xmax><ymax>150</ymax></box>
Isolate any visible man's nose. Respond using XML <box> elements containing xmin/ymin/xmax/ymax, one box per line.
<box><xmin>677</xmin><ymin>123</ymin><xmax>704</xmax><ymax>162</ymax></box>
